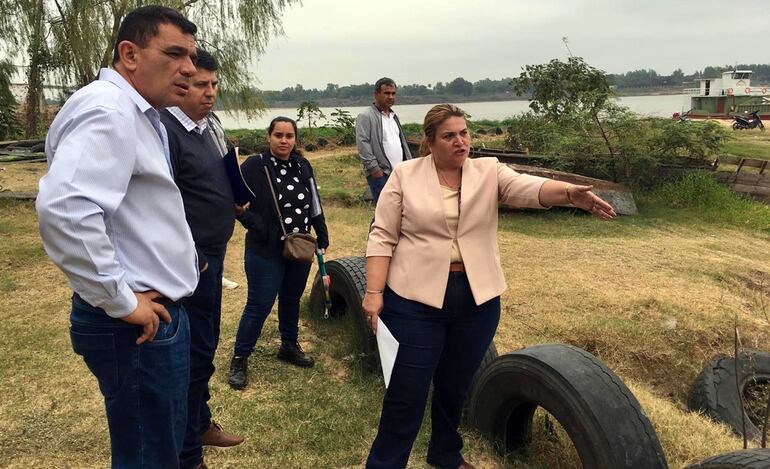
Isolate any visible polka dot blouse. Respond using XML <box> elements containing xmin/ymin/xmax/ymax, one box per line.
<box><xmin>271</xmin><ymin>155</ymin><xmax>311</xmax><ymax>234</ymax></box>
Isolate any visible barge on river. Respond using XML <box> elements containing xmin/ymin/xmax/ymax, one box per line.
<box><xmin>681</xmin><ymin>70</ymin><xmax>770</xmax><ymax>120</ymax></box>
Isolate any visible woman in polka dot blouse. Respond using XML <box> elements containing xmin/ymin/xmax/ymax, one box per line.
<box><xmin>228</xmin><ymin>116</ymin><xmax>330</xmax><ymax>390</ymax></box>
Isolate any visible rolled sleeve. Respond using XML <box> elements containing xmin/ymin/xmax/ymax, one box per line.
<box><xmin>37</xmin><ymin>105</ymin><xmax>138</xmax><ymax>317</ymax></box>
<box><xmin>497</xmin><ymin>162</ymin><xmax>549</xmax><ymax>209</ymax></box>
<box><xmin>366</xmin><ymin>166</ymin><xmax>403</xmax><ymax>257</ymax></box>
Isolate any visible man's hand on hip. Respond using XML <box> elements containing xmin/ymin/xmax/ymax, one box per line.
<box><xmin>371</xmin><ymin>169</ymin><xmax>385</xmax><ymax>178</ymax></box>
<box><xmin>121</xmin><ymin>291</ymin><xmax>172</xmax><ymax>345</ymax></box>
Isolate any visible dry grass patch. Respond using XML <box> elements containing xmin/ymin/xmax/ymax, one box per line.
<box><xmin>494</xmin><ymin>217</ymin><xmax>770</xmax><ymax>399</ymax></box>
<box><xmin>0</xmin><ymin>162</ymin><xmax>45</xmax><ymax>192</ymax></box>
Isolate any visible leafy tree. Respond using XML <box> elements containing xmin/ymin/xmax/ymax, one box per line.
<box><xmin>446</xmin><ymin>77</ymin><xmax>473</xmax><ymax>96</ymax></box>
<box><xmin>329</xmin><ymin>107</ymin><xmax>355</xmax><ymax>144</ymax></box>
<box><xmin>509</xmin><ymin>56</ymin><xmax>730</xmax><ymax>187</ymax></box>
<box><xmin>513</xmin><ymin>57</ymin><xmax>613</xmax><ymax>120</ymax></box>
<box><xmin>0</xmin><ymin>59</ymin><xmax>20</xmax><ymax>139</ymax></box>
<box><xmin>1</xmin><ymin>0</ymin><xmax>299</xmax><ymax>135</ymax></box>
<box><xmin>514</xmin><ymin>56</ymin><xmax>616</xmax><ymax>157</ymax></box>
<box><xmin>296</xmin><ymin>100</ymin><xmax>325</xmax><ymax>139</ymax></box>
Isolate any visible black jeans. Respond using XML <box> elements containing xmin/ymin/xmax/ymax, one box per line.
<box><xmin>233</xmin><ymin>247</ymin><xmax>312</xmax><ymax>357</ymax></box>
<box><xmin>366</xmin><ymin>273</ymin><xmax>500</xmax><ymax>469</ymax></box>
<box><xmin>180</xmin><ymin>253</ymin><xmax>224</xmax><ymax>468</ymax></box>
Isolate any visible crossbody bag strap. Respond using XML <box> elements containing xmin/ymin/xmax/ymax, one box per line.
<box><xmin>263</xmin><ymin>165</ymin><xmax>288</xmax><ymax>238</ymax></box>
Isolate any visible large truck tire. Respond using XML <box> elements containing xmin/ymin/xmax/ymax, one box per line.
<box><xmin>687</xmin><ymin>350</ymin><xmax>770</xmax><ymax>440</ymax></box>
<box><xmin>684</xmin><ymin>449</ymin><xmax>770</xmax><ymax>468</ymax></box>
<box><xmin>309</xmin><ymin>256</ymin><xmax>378</xmax><ymax>371</ymax></box>
<box><xmin>466</xmin><ymin>343</ymin><xmax>668</xmax><ymax>469</ymax></box>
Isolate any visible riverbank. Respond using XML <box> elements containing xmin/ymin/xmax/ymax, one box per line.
<box><xmin>218</xmin><ymin>94</ymin><xmax>689</xmax><ymax>129</ymax></box>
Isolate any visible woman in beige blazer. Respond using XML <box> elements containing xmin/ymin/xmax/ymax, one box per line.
<box><xmin>362</xmin><ymin>104</ymin><xmax>615</xmax><ymax>469</ymax></box>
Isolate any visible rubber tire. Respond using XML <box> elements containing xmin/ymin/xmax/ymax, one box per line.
<box><xmin>733</xmin><ymin>122</ymin><xmax>741</xmax><ymax>130</ymax></box>
<box><xmin>684</xmin><ymin>449</ymin><xmax>770</xmax><ymax>468</ymax></box>
<box><xmin>466</xmin><ymin>343</ymin><xmax>668</xmax><ymax>469</ymax></box>
<box><xmin>308</xmin><ymin>256</ymin><xmax>499</xmax><ymax>394</ymax></box>
<box><xmin>309</xmin><ymin>256</ymin><xmax>379</xmax><ymax>371</ymax></box>
<box><xmin>687</xmin><ymin>350</ymin><xmax>770</xmax><ymax>440</ymax></box>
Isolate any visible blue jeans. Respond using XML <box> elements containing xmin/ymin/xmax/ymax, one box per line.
<box><xmin>179</xmin><ymin>253</ymin><xmax>224</xmax><ymax>469</ymax></box>
<box><xmin>233</xmin><ymin>247</ymin><xmax>312</xmax><ymax>357</ymax></box>
<box><xmin>366</xmin><ymin>173</ymin><xmax>389</xmax><ymax>204</ymax></box>
<box><xmin>366</xmin><ymin>273</ymin><xmax>500</xmax><ymax>469</ymax></box>
<box><xmin>70</xmin><ymin>295</ymin><xmax>190</xmax><ymax>469</ymax></box>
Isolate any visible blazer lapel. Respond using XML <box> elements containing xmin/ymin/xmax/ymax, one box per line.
<box><xmin>426</xmin><ymin>154</ymin><xmax>452</xmax><ymax>236</ymax></box>
<box><xmin>457</xmin><ymin>156</ymin><xmax>480</xmax><ymax>235</ymax></box>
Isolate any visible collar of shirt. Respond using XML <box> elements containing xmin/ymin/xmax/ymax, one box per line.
<box><xmin>374</xmin><ymin>102</ymin><xmax>395</xmax><ymax>118</ymax></box>
<box><xmin>98</xmin><ymin>68</ymin><xmax>172</xmax><ymax>173</ymax></box>
<box><xmin>167</xmin><ymin>106</ymin><xmax>208</xmax><ymax>134</ymax></box>
<box><xmin>99</xmin><ymin>68</ymin><xmax>154</xmax><ymax>114</ymax></box>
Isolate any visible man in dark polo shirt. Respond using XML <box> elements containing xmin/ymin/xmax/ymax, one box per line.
<box><xmin>160</xmin><ymin>48</ymin><xmax>245</xmax><ymax>469</ymax></box>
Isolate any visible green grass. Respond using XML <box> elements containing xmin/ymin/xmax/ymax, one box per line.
<box><xmin>640</xmin><ymin>171</ymin><xmax>770</xmax><ymax>233</ymax></box>
<box><xmin>720</xmin><ymin>131</ymin><xmax>770</xmax><ymax>160</ymax></box>
<box><xmin>311</xmin><ymin>151</ymin><xmax>370</xmax><ymax>206</ymax></box>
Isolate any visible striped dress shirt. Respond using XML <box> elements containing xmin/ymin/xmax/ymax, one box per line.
<box><xmin>37</xmin><ymin>68</ymin><xmax>199</xmax><ymax>318</ymax></box>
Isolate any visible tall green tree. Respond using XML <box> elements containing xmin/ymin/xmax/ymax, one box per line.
<box><xmin>2</xmin><ymin>0</ymin><xmax>300</xmax><ymax>135</ymax></box>
<box><xmin>514</xmin><ymin>56</ymin><xmax>616</xmax><ymax>157</ymax></box>
<box><xmin>296</xmin><ymin>100</ymin><xmax>324</xmax><ymax>139</ymax></box>
<box><xmin>0</xmin><ymin>59</ymin><xmax>20</xmax><ymax>139</ymax></box>
<box><xmin>513</xmin><ymin>56</ymin><xmax>613</xmax><ymax>120</ymax></box>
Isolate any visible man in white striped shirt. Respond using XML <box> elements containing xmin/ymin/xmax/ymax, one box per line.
<box><xmin>36</xmin><ymin>6</ymin><xmax>200</xmax><ymax>468</ymax></box>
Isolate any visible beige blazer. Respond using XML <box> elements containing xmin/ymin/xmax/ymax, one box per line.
<box><xmin>366</xmin><ymin>155</ymin><xmax>548</xmax><ymax>308</ymax></box>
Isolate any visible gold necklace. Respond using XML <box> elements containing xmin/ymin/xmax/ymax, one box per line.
<box><xmin>437</xmin><ymin>169</ymin><xmax>461</xmax><ymax>189</ymax></box>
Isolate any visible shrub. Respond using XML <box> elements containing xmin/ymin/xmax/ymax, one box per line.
<box><xmin>505</xmin><ymin>111</ymin><xmax>730</xmax><ymax>189</ymax></box>
<box><xmin>642</xmin><ymin>171</ymin><xmax>770</xmax><ymax>231</ymax></box>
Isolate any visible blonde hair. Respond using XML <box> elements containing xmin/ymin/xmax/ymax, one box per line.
<box><xmin>418</xmin><ymin>104</ymin><xmax>467</xmax><ymax>157</ymax></box>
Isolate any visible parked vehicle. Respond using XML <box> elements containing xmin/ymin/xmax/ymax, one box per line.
<box><xmin>731</xmin><ymin>110</ymin><xmax>765</xmax><ymax>131</ymax></box>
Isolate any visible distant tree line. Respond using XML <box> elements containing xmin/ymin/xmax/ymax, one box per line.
<box><xmin>260</xmin><ymin>76</ymin><xmax>506</xmax><ymax>104</ymax></box>
<box><xmin>258</xmin><ymin>63</ymin><xmax>770</xmax><ymax>106</ymax></box>
<box><xmin>608</xmin><ymin>64</ymin><xmax>770</xmax><ymax>88</ymax></box>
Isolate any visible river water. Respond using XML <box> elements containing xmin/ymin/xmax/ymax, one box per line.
<box><xmin>218</xmin><ymin>94</ymin><xmax>691</xmax><ymax>129</ymax></box>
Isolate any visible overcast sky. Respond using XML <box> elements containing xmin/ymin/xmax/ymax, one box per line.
<box><xmin>252</xmin><ymin>0</ymin><xmax>770</xmax><ymax>90</ymax></box>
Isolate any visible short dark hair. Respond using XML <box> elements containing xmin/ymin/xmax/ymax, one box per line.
<box><xmin>375</xmin><ymin>77</ymin><xmax>397</xmax><ymax>92</ymax></box>
<box><xmin>112</xmin><ymin>6</ymin><xmax>197</xmax><ymax>65</ymax></box>
<box><xmin>195</xmin><ymin>47</ymin><xmax>218</xmax><ymax>72</ymax></box>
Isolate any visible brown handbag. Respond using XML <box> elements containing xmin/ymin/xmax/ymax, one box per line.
<box><xmin>264</xmin><ymin>166</ymin><xmax>317</xmax><ymax>263</ymax></box>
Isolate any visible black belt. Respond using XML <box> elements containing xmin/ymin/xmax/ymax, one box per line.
<box><xmin>73</xmin><ymin>293</ymin><xmax>181</xmax><ymax>309</ymax></box>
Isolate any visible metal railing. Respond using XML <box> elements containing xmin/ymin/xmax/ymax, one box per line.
<box><xmin>736</xmin><ymin>103</ymin><xmax>770</xmax><ymax>114</ymax></box>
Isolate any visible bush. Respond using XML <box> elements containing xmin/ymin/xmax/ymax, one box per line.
<box><xmin>505</xmin><ymin>111</ymin><xmax>730</xmax><ymax>189</ymax></box>
<box><xmin>642</xmin><ymin>171</ymin><xmax>770</xmax><ymax>231</ymax></box>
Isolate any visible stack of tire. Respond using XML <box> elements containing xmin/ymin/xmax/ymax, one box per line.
<box><xmin>308</xmin><ymin>257</ymin><xmax>770</xmax><ymax>468</ymax></box>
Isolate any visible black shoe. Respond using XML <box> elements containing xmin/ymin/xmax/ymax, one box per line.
<box><xmin>277</xmin><ymin>341</ymin><xmax>315</xmax><ymax>368</ymax></box>
<box><xmin>228</xmin><ymin>355</ymin><xmax>248</xmax><ymax>390</ymax></box>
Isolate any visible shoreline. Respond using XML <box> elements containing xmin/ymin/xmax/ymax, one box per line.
<box><xmin>236</xmin><ymin>88</ymin><xmax>684</xmax><ymax>112</ymax></box>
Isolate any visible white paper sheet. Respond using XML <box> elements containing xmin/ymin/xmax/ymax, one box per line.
<box><xmin>376</xmin><ymin>317</ymin><xmax>399</xmax><ymax>388</ymax></box>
